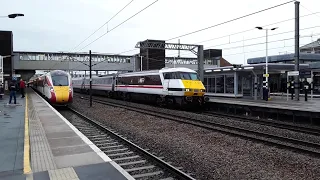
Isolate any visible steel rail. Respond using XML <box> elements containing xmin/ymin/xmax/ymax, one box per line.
<box><xmin>75</xmin><ymin>95</ymin><xmax>320</xmax><ymax>157</ymax></box>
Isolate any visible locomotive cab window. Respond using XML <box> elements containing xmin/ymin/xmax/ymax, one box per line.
<box><xmin>163</xmin><ymin>72</ymin><xmax>198</xmax><ymax>80</ymax></box>
<box><xmin>163</xmin><ymin>72</ymin><xmax>178</xmax><ymax>79</ymax></box>
<box><xmin>179</xmin><ymin>72</ymin><xmax>199</xmax><ymax>80</ymax></box>
<box><xmin>52</xmin><ymin>75</ymin><xmax>69</xmax><ymax>86</ymax></box>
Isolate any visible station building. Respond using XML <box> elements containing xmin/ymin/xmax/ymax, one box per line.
<box><xmin>203</xmin><ymin>38</ymin><xmax>320</xmax><ymax>99</ymax></box>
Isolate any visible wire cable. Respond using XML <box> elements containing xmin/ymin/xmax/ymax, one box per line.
<box><xmin>166</xmin><ymin>0</ymin><xmax>295</xmax><ymax>42</ymax></box>
<box><xmin>205</xmin><ymin>26</ymin><xmax>320</xmax><ymax>49</ymax></box>
<box><xmin>300</xmin><ymin>4</ymin><xmax>320</xmax><ymax>19</ymax></box>
<box><xmin>76</xmin><ymin>0</ymin><xmax>159</xmax><ymax>52</ymax></box>
<box><xmin>71</xmin><ymin>0</ymin><xmax>135</xmax><ymax>52</ymax></box>
<box><xmin>163</xmin><ymin>34</ymin><xmax>320</xmax><ymax>58</ymax></box>
<box><xmin>195</xmin><ymin>11</ymin><xmax>320</xmax><ymax>44</ymax></box>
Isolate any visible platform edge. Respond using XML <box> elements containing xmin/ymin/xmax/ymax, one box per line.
<box><xmin>33</xmin><ymin>90</ymin><xmax>112</xmax><ymax>162</ymax></box>
<box><xmin>23</xmin><ymin>94</ymin><xmax>32</xmax><ymax>174</ymax></box>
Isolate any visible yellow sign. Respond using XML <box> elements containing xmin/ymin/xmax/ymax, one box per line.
<box><xmin>263</xmin><ymin>74</ymin><xmax>269</xmax><ymax>77</ymax></box>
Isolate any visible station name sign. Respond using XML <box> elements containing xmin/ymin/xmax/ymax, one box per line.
<box><xmin>288</xmin><ymin>71</ymin><xmax>299</xmax><ymax>76</ymax></box>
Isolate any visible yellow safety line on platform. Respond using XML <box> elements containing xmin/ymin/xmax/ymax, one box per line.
<box><xmin>23</xmin><ymin>94</ymin><xmax>32</xmax><ymax>174</ymax></box>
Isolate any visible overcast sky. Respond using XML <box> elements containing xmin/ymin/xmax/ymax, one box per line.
<box><xmin>1</xmin><ymin>0</ymin><xmax>320</xmax><ymax>65</ymax></box>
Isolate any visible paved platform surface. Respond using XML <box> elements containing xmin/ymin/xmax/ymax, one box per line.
<box><xmin>0</xmin><ymin>89</ymin><xmax>134</xmax><ymax>180</ymax></box>
<box><xmin>0</xmin><ymin>93</ymin><xmax>26</xmax><ymax>179</ymax></box>
<box><xmin>208</xmin><ymin>96</ymin><xmax>320</xmax><ymax>112</ymax></box>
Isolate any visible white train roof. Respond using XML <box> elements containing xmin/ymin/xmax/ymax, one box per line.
<box><xmin>71</xmin><ymin>67</ymin><xmax>197</xmax><ymax>80</ymax></box>
<box><xmin>160</xmin><ymin>67</ymin><xmax>196</xmax><ymax>73</ymax></box>
<box><xmin>118</xmin><ymin>67</ymin><xmax>196</xmax><ymax>77</ymax></box>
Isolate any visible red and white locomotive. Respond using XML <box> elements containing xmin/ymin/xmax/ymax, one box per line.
<box><xmin>72</xmin><ymin>67</ymin><xmax>208</xmax><ymax>106</ymax></box>
<box><xmin>29</xmin><ymin>70</ymin><xmax>73</xmax><ymax>106</ymax></box>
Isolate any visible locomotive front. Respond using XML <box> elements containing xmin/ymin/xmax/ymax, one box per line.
<box><xmin>48</xmin><ymin>70</ymin><xmax>73</xmax><ymax>105</ymax></box>
<box><xmin>161</xmin><ymin>68</ymin><xmax>209</xmax><ymax>106</ymax></box>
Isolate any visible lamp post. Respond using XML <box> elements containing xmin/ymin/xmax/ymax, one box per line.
<box><xmin>255</xmin><ymin>26</ymin><xmax>278</xmax><ymax>101</ymax></box>
<box><xmin>0</xmin><ymin>13</ymin><xmax>24</xmax><ymax>18</ymax></box>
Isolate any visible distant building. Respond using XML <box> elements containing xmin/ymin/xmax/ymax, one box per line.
<box><xmin>300</xmin><ymin>38</ymin><xmax>320</xmax><ymax>54</ymax></box>
<box><xmin>220</xmin><ymin>57</ymin><xmax>232</xmax><ymax>67</ymax></box>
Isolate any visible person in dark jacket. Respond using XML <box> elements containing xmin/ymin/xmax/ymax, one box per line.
<box><xmin>9</xmin><ymin>80</ymin><xmax>17</xmax><ymax>104</ymax></box>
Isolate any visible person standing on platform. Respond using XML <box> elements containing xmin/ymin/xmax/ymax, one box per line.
<box><xmin>8</xmin><ymin>80</ymin><xmax>17</xmax><ymax>104</ymax></box>
<box><xmin>19</xmin><ymin>79</ymin><xmax>26</xmax><ymax>98</ymax></box>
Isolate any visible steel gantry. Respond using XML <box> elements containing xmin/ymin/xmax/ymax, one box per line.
<box><xmin>135</xmin><ymin>41</ymin><xmax>205</xmax><ymax>81</ymax></box>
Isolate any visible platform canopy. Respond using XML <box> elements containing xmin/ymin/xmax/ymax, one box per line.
<box><xmin>204</xmin><ymin>63</ymin><xmax>310</xmax><ymax>73</ymax></box>
<box><xmin>247</xmin><ymin>53</ymin><xmax>320</xmax><ymax>64</ymax></box>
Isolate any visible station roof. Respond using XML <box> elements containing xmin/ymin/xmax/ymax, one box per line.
<box><xmin>204</xmin><ymin>63</ymin><xmax>310</xmax><ymax>74</ymax></box>
<box><xmin>300</xmin><ymin>38</ymin><xmax>320</xmax><ymax>50</ymax></box>
<box><xmin>247</xmin><ymin>53</ymin><xmax>320</xmax><ymax>64</ymax></box>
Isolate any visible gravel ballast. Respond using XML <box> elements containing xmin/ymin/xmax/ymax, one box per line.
<box><xmin>70</xmin><ymin>96</ymin><xmax>320</xmax><ymax>180</ymax></box>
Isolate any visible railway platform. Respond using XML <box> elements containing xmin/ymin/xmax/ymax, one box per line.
<box><xmin>0</xmin><ymin>94</ymin><xmax>25</xmax><ymax>180</ymax></box>
<box><xmin>207</xmin><ymin>96</ymin><xmax>320</xmax><ymax>125</ymax></box>
<box><xmin>0</xmin><ymin>88</ymin><xmax>134</xmax><ymax>180</ymax></box>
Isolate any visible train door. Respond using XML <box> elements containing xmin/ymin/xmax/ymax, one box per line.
<box><xmin>112</xmin><ymin>76</ymin><xmax>116</xmax><ymax>92</ymax></box>
<box><xmin>162</xmin><ymin>73</ymin><xmax>170</xmax><ymax>95</ymax></box>
<box><xmin>80</xmin><ymin>78</ymin><xmax>86</xmax><ymax>92</ymax></box>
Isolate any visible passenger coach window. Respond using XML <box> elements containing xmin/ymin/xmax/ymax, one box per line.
<box><xmin>52</xmin><ymin>75</ymin><xmax>69</xmax><ymax>86</ymax></box>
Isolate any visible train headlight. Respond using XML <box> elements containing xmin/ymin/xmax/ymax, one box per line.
<box><xmin>49</xmin><ymin>87</ymin><xmax>54</xmax><ymax>92</ymax></box>
<box><xmin>200</xmin><ymin>89</ymin><xmax>205</xmax><ymax>92</ymax></box>
<box><xmin>185</xmin><ymin>88</ymin><xmax>191</xmax><ymax>92</ymax></box>
<box><xmin>69</xmin><ymin>87</ymin><xmax>72</xmax><ymax>92</ymax></box>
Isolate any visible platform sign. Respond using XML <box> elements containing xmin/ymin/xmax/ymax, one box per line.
<box><xmin>263</xmin><ymin>74</ymin><xmax>269</xmax><ymax>77</ymax></box>
<box><xmin>288</xmin><ymin>71</ymin><xmax>299</xmax><ymax>76</ymax></box>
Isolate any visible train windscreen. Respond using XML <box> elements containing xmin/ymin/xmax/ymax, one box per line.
<box><xmin>164</xmin><ymin>72</ymin><xmax>199</xmax><ymax>80</ymax></box>
<box><xmin>52</xmin><ymin>75</ymin><xmax>69</xmax><ymax>86</ymax></box>
<box><xmin>179</xmin><ymin>72</ymin><xmax>199</xmax><ymax>80</ymax></box>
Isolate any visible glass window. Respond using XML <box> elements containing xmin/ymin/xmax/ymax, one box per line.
<box><xmin>163</xmin><ymin>72</ymin><xmax>199</xmax><ymax>80</ymax></box>
<box><xmin>226</xmin><ymin>75</ymin><xmax>234</xmax><ymax>93</ymax></box>
<box><xmin>52</xmin><ymin>75</ymin><xmax>69</xmax><ymax>86</ymax></box>
<box><xmin>216</xmin><ymin>75</ymin><xmax>224</xmax><ymax>93</ymax></box>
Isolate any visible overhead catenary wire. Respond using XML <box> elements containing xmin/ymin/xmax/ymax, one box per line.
<box><xmin>300</xmin><ymin>4</ymin><xmax>320</xmax><ymax>19</ymax></box>
<box><xmin>165</xmin><ymin>0</ymin><xmax>296</xmax><ymax>41</ymax></box>
<box><xmin>70</xmin><ymin>31</ymin><xmax>320</xmax><ymax>72</ymax></box>
<box><xmin>70</xmin><ymin>9</ymin><xmax>320</xmax><ymax>66</ymax></box>
<box><xmin>163</xmin><ymin>33</ymin><xmax>320</xmax><ymax>58</ymax></box>
<box><xmin>99</xmin><ymin>11</ymin><xmax>320</xmax><ymax>59</ymax></box>
<box><xmin>195</xmin><ymin>11</ymin><xmax>320</xmax><ymax>44</ymax></box>
<box><xmin>62</xmin><ymin>1</ymin><xmax>318</xmax><ymax>73</ymax></box>
<box><xmin>71</xmin><ymin>39</ymin><xmax>318</xmax><ymax>76</ymax></box>
<box><xmin>76</xmin><ymin>0</ymin><xmax>159</xmax><ymax>52</ymax></box>
<box><xmin>71</xmin><ymin>0</ymin><xmax>135</xmax><ymax>52</ymax></box>
<box><xmin>204</xmin><ymin>25</ymin><xmax>320</xmax><ymax>49</ymax></box>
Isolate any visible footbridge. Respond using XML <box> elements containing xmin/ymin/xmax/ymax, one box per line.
<box><xmin>13</xmin><ymin>51</ymin><xmax>219</xmax><ymax>71</ymax></box>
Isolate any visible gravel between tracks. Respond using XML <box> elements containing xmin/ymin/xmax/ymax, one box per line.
<box><xmin>70</xmin><ymin>96</ymin><xmax>320</xmax><ymax>180</ymax></box>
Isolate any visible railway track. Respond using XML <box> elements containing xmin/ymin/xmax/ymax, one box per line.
<box><xmin>60</xmin><ymin>107</ymin><xmax>195</xmax><ymax>180</ymax></box>
<box><xmin>74</xmin><ymin>94</ymin><xmax>320</xmax><ymax>157</ymax></box>
<box><xmin>200</xmin><ymin>111</ymin><xmax>320</xmax><ymax>137</ymax></box>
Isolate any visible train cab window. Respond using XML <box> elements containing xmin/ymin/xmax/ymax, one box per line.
<box><xmin>163</xmin><ymin>72</ymin><xmax>178</xmax><ymax>79</ymax></box>
<box><xmin>164</xmin><ymin>73</ymin><xmax>171</xmax><ymax>79</ymax></box>
<box><xmin>52</xmin><ymin>75</ymin><xmax>69</xmax><ymax>86</ymax></box>
<box><xmin>178</xmin><ymin>72</ymin><xmax>199</xmax><ymax>80</ymax></box>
